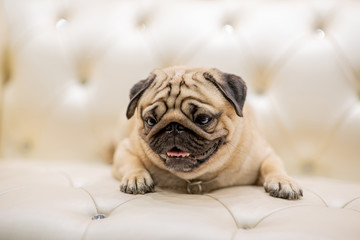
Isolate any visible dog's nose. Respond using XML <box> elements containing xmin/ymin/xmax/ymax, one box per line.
<box><xmin>165</xmin><ymin>122</ymin><xmax>185</xmax><ymax>134</ymax></box>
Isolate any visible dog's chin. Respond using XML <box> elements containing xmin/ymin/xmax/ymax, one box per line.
<box><xmin>158</xmin><ymin>140</ymin><xmax>222</xmax><ymax>172</ymax></box>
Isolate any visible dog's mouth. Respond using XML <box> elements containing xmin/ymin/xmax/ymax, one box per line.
<box><xmin>158</xmin><ymin>140</ymin><xmax>223</xmax><ymax>172</ymax></box>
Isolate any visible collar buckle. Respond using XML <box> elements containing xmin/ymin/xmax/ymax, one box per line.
<box><xmin>186</xmin><ymin>180</ymin><xmax>203</xmax><ymax>194</ymax></box>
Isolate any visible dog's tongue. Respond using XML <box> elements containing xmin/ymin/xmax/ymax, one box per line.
<box><xmin>167</xmin><ymin>150</ymin><xmax>190</xmax><ymax>158</ymax></box>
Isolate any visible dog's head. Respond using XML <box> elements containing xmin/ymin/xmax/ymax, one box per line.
<box><xmin>127</xmin><ymin>66</ymin><xmax>247</xmax><ymax>177</ymax></box>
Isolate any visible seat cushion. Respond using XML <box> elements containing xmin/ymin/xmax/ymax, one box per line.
<box><xmin>0</xmin><ymin>160</ymin><xmax>359</xmax><ymax>240</ymax></box>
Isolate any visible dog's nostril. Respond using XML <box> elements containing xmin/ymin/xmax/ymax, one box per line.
<box><xmin>165</xmin><ymin>123</ymin><xmax>185</xmax><ymax>133</ymax></box>
<box><xmin>176</xmin><ymin>124</ymin><xmax>185</xmax><ymax>132</ymax></box>
<box><xmin>165</xmin><ymin>123</ymin><xmax>174</xmax><ymax>133</ymax></box>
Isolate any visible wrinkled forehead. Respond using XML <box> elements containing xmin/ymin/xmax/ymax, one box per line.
<box><xmin>151</xmin><ymin>67</ymin><xmax>206</xmax><ymax>87</ymax></box>
<box><xmin>139</xmin><ymin>68</ymin><xmax>225</xmax><ymax>119</ymax></box>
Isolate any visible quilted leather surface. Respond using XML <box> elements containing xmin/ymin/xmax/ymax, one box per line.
<box><xmin>1</xmin><ymin>0</ymin><xmax>360</xmax><ymax>239</ymax></box>
<box><xmin>1</xmin><ymin>161</ymin><xmax>360</xmax><ymax>240</ymax></box>
<box><xmin>0</xmin><ymin>0</ymin><xmax>360</xmax><ymax>181</ymax></box>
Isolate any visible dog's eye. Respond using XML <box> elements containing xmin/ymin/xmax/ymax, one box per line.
<box><xmin>145</xmin><ymin>117</ymin><xmax>157</xmax><ymax>127</ymax></box>
<box><xmin>195</xmin><ymin>114</ymin><xmax>212</xmax><ymax>126</ymax></box>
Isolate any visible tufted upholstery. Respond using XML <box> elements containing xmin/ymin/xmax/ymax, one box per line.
<box><xmin>0</xmin><ymin>0</ymin><xmax>360</xmax><ymax>239</ymax></box>
<box><xmin>1</xmin><ymin>161</ymin><xmax>360</xmax><ymax>240</ymax></box>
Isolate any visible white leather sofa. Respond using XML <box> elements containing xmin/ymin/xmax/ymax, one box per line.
<box><xmin>1</xmin><ymin>0</ymin><xmax>360</xmax><ymax>239</ymax></box>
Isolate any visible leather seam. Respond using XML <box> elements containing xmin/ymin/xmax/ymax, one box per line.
<box><xmin>204</xmin><ymin>194</ymin><xmax>240</xmax><ymax>229</ymax></box>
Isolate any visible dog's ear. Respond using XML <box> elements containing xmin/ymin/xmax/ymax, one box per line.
<box><xmin>203</xmin><ymin>70</ymin><xmax>247</xmax><ymax>117</ymax></box>
<box><xmin>126</xmin><ymin>73</ymin><xmax>156</xmax><ymax>119</ymax></box>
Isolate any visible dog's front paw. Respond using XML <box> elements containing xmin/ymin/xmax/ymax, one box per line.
<box><xmin>120</xmin><ymin>170</ymin><xmax>154</xmax><ymax>195</ymax></box>
<box><xmin>264</xmin><ymin>174</ymin><xmax>303</xmax><ymax>200</ymax></box>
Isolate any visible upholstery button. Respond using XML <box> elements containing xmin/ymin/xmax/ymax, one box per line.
<box><xmin>254</xmin><ymin>71</ymin><xmax>270</xmax><ymax>95</ymax></box>
<box><xmin>223</xmin><ymin>24</ymin><xmax>234</xmax><ymax>34</ymax></box>
<box><xmin>92</xmin><ymin>214</ymin><xmax>107</xmax><ymax>220</ymax></box>
<box><xmin>254</xmin><ymin>87</ymin><xmax>266</xmax><ymax>95</ymax></box>
<box><xmin>139</xmin><ymin>23</ymin><xmax>147</xmax><ymax>31</ymax></box>
<box><xmin>314</xmin><ymin>28</ymin><xmax>325</xmax><ymax>40</ymax></box>
<box><xmin>20</xmin><ymin>140</ymin><xmax>33</xmax><ymax>154</ymax></box>
<box><xmin>2</xmin><ymin>48</ymin><xmax>12</xmax><ymax>86</ymax></box>
<box><xmin>56</xmin><ymin>18</ymin><xmax>68</xmax><ymax>30</ymax></box>
<box><xmin>65</xmin><ymin>83</ymin><xmax>88</xmax><ymax>104</ymax></box>
<box><xmin>77</xmin><ymin>59</ymin><xmax>92</xmax><ymax>85</ymax></box>
<box><xmin>137</xmin><ymin>14</ymin><xmax>150</xmax><ymax>32</ymax></box>
<box><xmin>300</xmin><ymin>159</ymin><xmax>317</xmax><ymax>174</ymax></box>
<box><xmin>241</xmin><ymin>225</ymin><xmax>251</xmax><ymax>230</ymax></box>
<box><xmin>78</xmin><ymin>77</ymin><xmax>88</xmax><ymax>85</ymax></box>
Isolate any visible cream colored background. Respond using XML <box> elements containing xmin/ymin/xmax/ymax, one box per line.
<box><xmin>1</xmin><ymin>1</ymin><xmax>360</xmax><ymax>240</ymax></box>
<box><xmin>0</xmin><ymin>0</ymin><xmax>359</xmax><ymax>182</ymax></box>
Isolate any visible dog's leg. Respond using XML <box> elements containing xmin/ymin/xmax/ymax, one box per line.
<box><xmin>112</xmin><ymin>139</ymin><xmax>154</xmax><ymax>194</ymax></box>
<box><xmin>259</xmin><ymin>153</ymin><xmax>303</xmax><ymax>200</ymax></box>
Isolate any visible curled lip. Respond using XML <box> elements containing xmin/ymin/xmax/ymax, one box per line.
<box><xmin>158</xmin><ymin>140</ymin><xmax>223</xmax><ymax>171</ymax></box>
<box><xmin>161</xmin><ymin>146</ymin><xmax>217</xmax><ymax>162</ymax></box>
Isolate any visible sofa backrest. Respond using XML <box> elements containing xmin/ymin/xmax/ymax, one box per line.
<box><xmin>0</xmin><ymin>0</ymin><xmax>359</xmax><ymax>181</ymax></box>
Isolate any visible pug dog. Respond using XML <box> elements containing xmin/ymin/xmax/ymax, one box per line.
<box><xmin>112</xmin><ymin>66</ymin><xmax>303</xmax><ymax>200</ymax></box>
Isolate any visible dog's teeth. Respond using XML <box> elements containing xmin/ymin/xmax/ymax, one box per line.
<box><xmin>167</xmin><ymin>151</ymin><xmax>190</xmax><ymax>158</ymax></box>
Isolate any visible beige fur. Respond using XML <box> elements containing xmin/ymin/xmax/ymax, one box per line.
<box><xmin>112</xmin><ymin>66</ymin><xmax>302</xmax><ymax>199</ymax></box>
